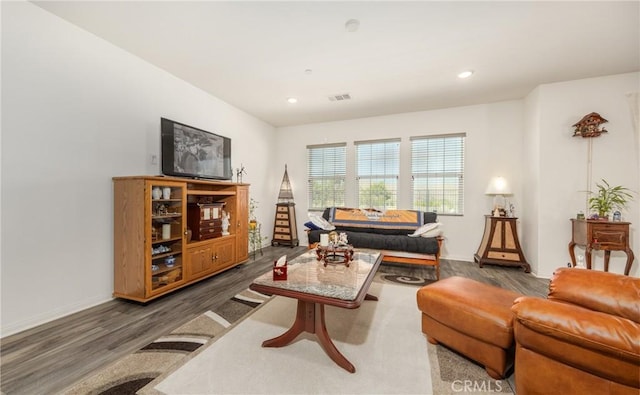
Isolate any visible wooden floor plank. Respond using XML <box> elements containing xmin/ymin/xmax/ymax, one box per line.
<box><xmin>0</xmin><ymin>246</ymin><xmax>548</xmax><ymax>394</ymax></box>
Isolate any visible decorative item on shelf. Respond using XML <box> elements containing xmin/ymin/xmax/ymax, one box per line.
<box><xmin>221</xmin><ymin>210</ymin><xmax>230</xmax><ymax>235</ymax></box>
<box><xmin>152</xmin><ymin>245</ymin><xmax>171</xmax><ymax>255</ymax></box>
<box><xmin>587</xmin><ymin>179</ymin><xmax>634</xmax><ymax>220</ymax></box>
<box><xmin>165</xmin><ymin>255</ymin><xmax>175</xmax><ymax>267</ymax></box>
<box><xmin>162</xmin><ymin>187</ymin><xmax>171</xmax><ymax>200</ymax></box>
<box><xmin>185</xmin><ymin>227</ymin><xmax>192</xmax><ymax>242</ymax></box>
<box><xmin>576</xmin><ymin>211</ymin><xmax>585</xmax><ymax>220</ymax></box>
<box><xmin>236</xmin><ymin>164</ymin><xmax>246</xmax><ymax>184</ymax></box>
<box><xmin>154</xmin><ymin>204</ymin><xmax>168</xmax><ymax>216</ymax></box>
<box><xmin>165</xmin><ymin>205</ymin><xmax>180</xmax><ymax>215</ymax></box>
<box><xmin>273</xmin><ymin>255</ymin><xmax>287</xmax><ymax>281</ymax></box>
<box><xmin>613</xmin><ymin>211</ymin><xmax>622</xmax><ymax>222</ymax></box>
<box><xmin>152</xmin><ymin>187</ymin><xmax>162</xmax><ymax>200</ymax></box>
<box><xmin>162</xmin><ymin>223</ymin><xmax>171</xmax><ymax>240</ymax></box>
<box><xmin>485</xmin><ymin>176</ymin><xmax>512</xmax><ymax>215</ymax></box>
<box><xmin>572</xmin><ymin>112</ymin><xmax>608</xmax><ymax>138</ymax></box>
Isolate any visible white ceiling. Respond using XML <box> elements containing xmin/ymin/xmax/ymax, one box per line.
<box><xmin>34</xmin><ymin>1</ymin><xmax>640</xmax><ymax>127</ymax></box>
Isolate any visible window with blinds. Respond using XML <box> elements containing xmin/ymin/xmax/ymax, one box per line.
<box><xmin>355</xmin><ymin>139</ymin><xmax>400</xmax><ymax>210</ymax></box>
<box><xmin>307</xmin><ymin>143</ymin><xmax>346</xmax><ymax>210</ymax></box>
<box><xmin>411</xmin><ymin>134</ymin><xmax>465</xmax><ymax>215</ymax></box>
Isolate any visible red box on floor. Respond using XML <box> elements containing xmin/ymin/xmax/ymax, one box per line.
<box><xmin>273</xmin><ymin>260</ymin><xmax>287</xmax><ymax>281</ymax></box>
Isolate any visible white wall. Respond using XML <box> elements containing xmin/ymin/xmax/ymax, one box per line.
<box><xmin>275</xmin><ymin>101</ymin><xmax>525</xmax><ymax>262</ymax></box>
<box><xmin>522</xmin><ymin>87</ymin><xmax>542</xmax><ymax>274</ymax></box>
<box><xmin>1</xmin><ymin>2</ymin><xmax>277</xmax><ymax>336</ymax></box>
<box><xmin>525</xmin><ymin>73</ymin><xmax>640</xmax><ymax>278</ymax></box>
<box><xmin>277</xmin><ymin>73</ymin><xmax>640</xmax><ymax>280</ymax></box>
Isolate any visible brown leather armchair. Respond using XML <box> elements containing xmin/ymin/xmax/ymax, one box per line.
<box><xmin>511</xmin><ymin>268</ymin><xmax>639</xmax><ymax>395</ymax></box>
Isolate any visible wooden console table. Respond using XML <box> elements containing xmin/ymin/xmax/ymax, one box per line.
<box><xmin>569</xmin><ymin>219</ymin><xmax>634</xmax><ymax>275</ymax></box>
<box><xmin>474</xmin><ymin>216</ymin><xmax>531</xmax><ymax>272</ymax></box>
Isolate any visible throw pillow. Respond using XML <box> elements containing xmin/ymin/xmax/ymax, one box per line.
<box><xmin>304</xmin><ymin>221</ymin><xmax>321</xmax><ymax>231</ymax></box>
<box><xmin>420</xmin><ymin>224</ymin><xmax>443</xmax><ymax>238</ymax></box>
<box><xmin>408</xmin><ymin>222</ymin><xmax>440</xmax><ymax>237</ymax></box>
<box><xmin>309</xmin><ymin>214</ymin><xmax>336</xmax><ymax>231</ymax></box>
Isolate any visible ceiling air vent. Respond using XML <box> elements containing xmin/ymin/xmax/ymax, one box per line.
<box><xmin>328</xmin><ymin>93</ymin><xmax>351</xmax><ymax>102</ymax></box>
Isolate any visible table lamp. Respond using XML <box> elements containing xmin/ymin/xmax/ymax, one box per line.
<box><xmin>485</xmin><ymin>176</ymin><xmax>512</xmax><ymax>215</ymax></box>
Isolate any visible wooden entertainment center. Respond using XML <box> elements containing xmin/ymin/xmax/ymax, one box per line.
<box><xmin>113</xmin><ymin>175</ymin><xmax>249</xmax><ymax>302</ymax></box>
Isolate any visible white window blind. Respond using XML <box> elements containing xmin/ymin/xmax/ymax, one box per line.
<box><xmin>355</xmin><ymin>139</ymin><xmax>400</xmax><ymax>210</ymax></box>
<box><xmin>307</xmin><ymin>143</ymin><xmax>346</xmax><ymax>210</ymax></box>
<box><xmin>411</xmin><ymin>134</ymin><xmax>465</xmax><ymax>215</ymax></box>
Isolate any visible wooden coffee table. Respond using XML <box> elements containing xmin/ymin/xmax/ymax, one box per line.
<box><xmin>250</xmin><ymin>250</ymin><xmax>382</xmax><ymax>373</ymax></box>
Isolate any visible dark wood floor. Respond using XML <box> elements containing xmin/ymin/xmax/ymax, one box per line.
<box><xmin>0</xmin><ymin>246</ymin><xmax>548</xmax><ymax>395</ymax></box>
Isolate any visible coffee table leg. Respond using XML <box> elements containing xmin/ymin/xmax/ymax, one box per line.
<box><xmin>261</xmin><ymin>300</ymin><xmax>356</xmax><ymax>373</ymax></box>
<box><xmin>313</xmin><ymin>303</ymin><xmax>355</xmax><ymax>373</ymax></box>
<box><xmin>261</xmin><ymin>300</ymin><xmax>307</xmax><ymax>348</ymax></box>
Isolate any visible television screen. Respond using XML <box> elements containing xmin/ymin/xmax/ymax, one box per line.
<box><xmin>161</xmin><ymin>118</ymin><xmax>232</xmax><ymax>180</ymax></box>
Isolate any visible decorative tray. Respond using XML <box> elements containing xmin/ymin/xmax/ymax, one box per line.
<box><xmin>315</xmin><ymin>245</ymin><xmax>355</xmax><ymax>267</ymax></box>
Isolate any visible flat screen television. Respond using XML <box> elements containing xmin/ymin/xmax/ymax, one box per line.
<box><xmin>161</xmin><ymin>118</ymin><xmax>232</xmax><ymax>180</ymax></box>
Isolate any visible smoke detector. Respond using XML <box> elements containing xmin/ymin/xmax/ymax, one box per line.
<box><xmin>345</xmin><ymin>19</ymin><xmax>360</xmax><ymax>32</ymax></box>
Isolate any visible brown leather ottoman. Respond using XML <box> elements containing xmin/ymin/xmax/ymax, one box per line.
<box><xmin>416</xmin><ymin>276</ymin><xmax>523</xmax><ymax>379</ymax></box>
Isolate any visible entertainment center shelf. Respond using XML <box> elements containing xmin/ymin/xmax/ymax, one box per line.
<box><xmin>113</xmin><ymin>175</ymin><xmax>249</xmax><ymax>302</ymax></box>
<box><xmin>187</xmin><ymin>190</ymin><xmax>236</xmax><ymax>196</ymax></box>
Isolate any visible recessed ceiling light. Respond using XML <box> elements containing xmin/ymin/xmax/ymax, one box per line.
<box><xmin>304</xmin><ymin>69</ymin><xmax>313</xmax><ymax>75</ymax></box>
<box><xmin>287</xmin><ymin>97</ymin><xmax>298</xmax><ymax>104</ymax></box>
<box><xmin>457</xmin><ymin>70</ymin><xmax>474</xmax><ymax>79</ymax></box>
<box><xmin>345</xmin><ymin>19</ymin><xmax>360</xmax><ymax>32</ymax></box>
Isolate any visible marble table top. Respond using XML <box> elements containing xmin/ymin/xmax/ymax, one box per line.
<box><xmin>252</xmin><ymin>249</ymin><xmax>381</xmax><ymax>301</ymax></box>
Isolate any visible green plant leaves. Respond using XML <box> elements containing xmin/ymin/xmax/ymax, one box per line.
<box><xmin>588</xmin><ymin>179</ymin><xmax>634</xmax><ymax>216</ymax></box>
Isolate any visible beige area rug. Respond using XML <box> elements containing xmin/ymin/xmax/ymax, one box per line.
<box><xmin>145</xmin><ymin>277</ymin><xmax>514</xmax><ymax>395</ymax></box>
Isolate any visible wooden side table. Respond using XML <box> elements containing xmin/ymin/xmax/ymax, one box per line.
<box><xmin>569</xmin><ymin>219</ymin><xmax>634</xmax><ymax>275</ymax></box>
<box><xmin>474</xmin><ymin>216</ymin><xmax>531</xmax><ymax>272</ymax></box>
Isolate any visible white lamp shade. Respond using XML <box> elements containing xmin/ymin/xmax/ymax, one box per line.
<box><xmin>485</xmin><ymin>177</ymin><xmax>512</xmax><ymax>195</ymax></box>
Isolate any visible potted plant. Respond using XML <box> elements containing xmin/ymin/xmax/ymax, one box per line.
<box><xmin>588</xmin><ymin>179</ymin><xmax>634</xmax><ymax>219</ymax></box>
<box><xmin>249</xmin><ymin>197</ymin><xmax>258</xmax><ymax>229</ymax></box>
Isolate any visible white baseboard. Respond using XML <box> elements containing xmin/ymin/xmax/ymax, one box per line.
<box><xmin>1</xmin><ymin>295</ymin><xmax>111</xmax><ymax>338</ymax></box>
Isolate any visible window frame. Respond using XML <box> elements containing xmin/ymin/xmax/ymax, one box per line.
<box><xmin>306</xmin><ymin>143</ymin><xmax>347</xmax><ymax>211</ymax></box>
<box><xmin>355</xmin><ymin>138</ymin><xmax>401</xmax><ymax>210</ymax></box>
<box><xmin>410</xmin><ymin>133</ymin><xmax>465</xmax><ymax>216</ymax></box>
